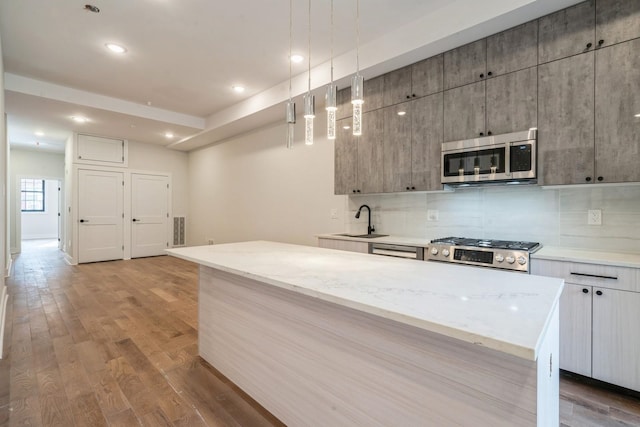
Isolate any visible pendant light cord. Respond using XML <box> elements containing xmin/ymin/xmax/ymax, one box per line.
<box><xmin>356</xmin><ymin>0</ymin><xmax>360</xmax><ymax>74</ymax></box>
<box><xmin>330</xmin><ymin>0</ymin><xmax>334</xmax><ymax>83</ymax></box>
<box><xmin>289</xmin><ymin>0</ymin><xmax>293</xmax><ymax>101</ymax></box>
<box><xmin>307</xmin><ymin>0</ymin><xmax>311</xmax><ymax>94</ymax></box>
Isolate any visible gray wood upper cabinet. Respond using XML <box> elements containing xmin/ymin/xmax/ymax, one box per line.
<box><xmin>357</xmin><ymin>109</ymin><xmax>385</xmax><ymax>193</ymax></box>
<box><xmin>382</xmin><ymin>94</ymin><xmax>444</xmax><ymax>192</ymax></box>
<box><xmin>595</xmin><ymin>39</ymin><xmax>640</xmax><ymax>183</ymax></box>
<box><xmin>539</xmin><ymin>1</ymin><xmax>595</xmax><ymax>64</ymax></box>
<box><xmin>538</xmin><ymin>53</ymin><xmax>595</xmax><ymax>185</ymax></box>
<box><xmin>411</xmin><ymin>93</ymin><xmax>444</xmax><ymax>191</ymax></box>
<box><xmin>335</xmin><ymin>117</ymin><xmax>358</xmax><ymax>194</ymax></box>
<box><xmin>364</xmin><ymin>75</ymin><xmax>384</xmax><ymax>113</ymax></box>
<box><xmin>596</xmin><ymin>0</ymin><xmax>640</xmax><ymax>48</ymax></box>
<box><xmin>443</xmin><ymin>81</ymin><xmax>486</xmax><ymax>141</ymax></box>
<box><xmin>383</xmin><ymin>66</ymin><xmax>412</xmax><ymax>107</ymax></box>
<box><xmin>411</xmin><ymin>55</ymin><xmax>444</xmax><ymax>99</ymax></box>
<box><xmin>334</xmin><ymin>112</ymin><xmax>384</xmax><ymax>195</ymax></box>
<box><xmin>384</xmin><ymin>55</ymin><xmax>444</xmax><ymax>106</ymax></box>
<box><xmin>444</xmin><ymin>39</ymin><xmax>486</xmax><ymax>90</ymax></box>
<box><xmin>485</xmin><ymin>67</ymin><xmax>537</xmax><ymax>136</ymax></box>
<box><xmin>383</xmin><ymin>102</ymin><xmax>412</xmax><ymax>192</ymax></box>
<box><xmin>444</xmin><ymin>67</ymin><xmax>536</xmax><ymax>142</ymax></box>
<box><xmin>486</xmin><ymin>21</ymin><xmax>538</xmax><ymax>76</ymax></box>
<box><xmin>336</xmin><ymin>87</ymin><xmax>352</xmax><ymax>120</ymax></box>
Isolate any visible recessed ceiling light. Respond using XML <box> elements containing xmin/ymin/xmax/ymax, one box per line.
<box><xmin>165</xmin><ymin>132</ymin><xmax>174</xmax><ymax>139</ymax></box>
<box><xmin>35</xmin><ymin>131</ymin><xmax>45</xmax><ymax>137</ymax></box>
<box><xmin>232</xmin><ymin>85</ymin><xmax>246</xmax><ymax>93</ymax></box>
<box><xmin>106</xmin><ymin>43</ymin><xmax>127</xmax><ymax>54</ymax></box>
<box><xmin>71</xmin><ymin>116</ymin><xmax>89</xmax><ymax>123</ymax></box>
<box><xmin>397</xmin><ymin>111</ymin><xmax>407</xmax><ymax>116</ymax></box>
<box><xmin>635</xmin><ymin>113</ymin><xmax>640</xmax><ymax>118</ymax></box>
<box><xmin>342</xmin><ymin>125</ymin><xmax>351</xmax><ymax>130</ymax></box>
<box><xmin>290</xmin><ymin>54</ymin><xmax>304</xmax><ymax>63</ymax></box>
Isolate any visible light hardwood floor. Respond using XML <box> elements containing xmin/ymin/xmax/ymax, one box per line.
<box><xmin>0</xmin><ymin>240</ymin><xmax>639</xmax><ymax>426</ymax></box>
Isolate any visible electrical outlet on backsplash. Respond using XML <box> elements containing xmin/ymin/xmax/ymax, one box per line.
<box><xmin>345</xmin><ymin>185</ymin><xmax>640</xmax><ymax>253</ymax></box>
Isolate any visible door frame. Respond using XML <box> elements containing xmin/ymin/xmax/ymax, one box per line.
<box><xmin>13</xmin><ymin>175</ymin><xmax>64</xmax><ymax>254</ymax></box>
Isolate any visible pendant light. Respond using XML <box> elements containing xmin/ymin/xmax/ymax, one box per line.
<box><xmin>303</xmin><ymin>0</ymin><xmax>315</xmax><ymax>145</ymax></box>
<box><xmin>286</xmin><ymin>0</ymin><xmax>296</xmax><ymax>149</ymax></box>
<box><xmin>351</xmin><ymin>0</ymin><xmax>364</xmax><ymax>136</ymax></box>
<box><xmin>325</xmin><ymin>0</ymin><xmax>337</xmax><ymax>140</ymax></box>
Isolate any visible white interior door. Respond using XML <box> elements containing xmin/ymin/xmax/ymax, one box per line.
<box><xmin>78</xmin><ymin>169</ymin><xmax>124</xmax><ymax>263</ymax></box>
<box><xmin>131</xmin><ymin>173</ymin><xmax>169</xmax><ymax>258</ymax></box>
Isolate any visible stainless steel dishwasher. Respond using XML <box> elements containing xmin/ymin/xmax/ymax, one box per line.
<box><xmin>369</xmin><ymin>243</ymin><xmax>425</xmax><ymax>260</ymax></box>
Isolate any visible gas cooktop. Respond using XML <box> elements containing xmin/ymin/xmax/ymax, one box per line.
<box><xmin>427</xmin><ymin>236</ymin><xmax>541</xmax><ymax>273</ymax></box>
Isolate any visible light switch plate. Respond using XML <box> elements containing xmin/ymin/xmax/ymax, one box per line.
<box><xmin>330</xmin><ymin>208</ymin><xmax>338</xmax><ymax>219</ymax></box>
<box><xmin>427</xmin><ymin>210</ymin><xmax>439</xmax><ymax>221</ymax></box>
<box><xmin>588</xmin><ymin>209</ymin><xmax>602</xmax><ymax>225</ymax></box>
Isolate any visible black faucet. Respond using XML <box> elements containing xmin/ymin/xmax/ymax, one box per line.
<box><xmin>355</xmin><ymin>204</ymin><xmax>375</xmax><ymax>235</ymax></box>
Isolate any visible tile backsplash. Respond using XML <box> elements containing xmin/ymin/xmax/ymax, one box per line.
<box><xmin>346</xmin><ymin>185</ymin><xmax>640</xmax><ymax>253</ymax></box>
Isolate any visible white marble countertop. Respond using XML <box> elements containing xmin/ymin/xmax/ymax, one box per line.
<box><xmin>167</xmin><ymin>241</ymin><xmax>563</xmax><ymax>361</ymax></box>
<box><xmin>533</xmin><ymin>246</ymin><xmax>640</xmax><ymax>269</ymax></box>
<box><xmin>316</xmin><ymin>233</ymin><xmax>432</xmax><ymax>247</ymax></box>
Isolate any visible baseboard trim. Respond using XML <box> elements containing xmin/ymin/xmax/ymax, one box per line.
<box><xmin>64</xmin><ymin>253</ymin><xmax>77</xmax><ymax>266</ymax></box>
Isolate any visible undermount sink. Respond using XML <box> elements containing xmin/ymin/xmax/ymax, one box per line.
<box><xmin>334</xmin><ymin>233</ymin><xmax>389</xmax><ymax>239</ymax></box>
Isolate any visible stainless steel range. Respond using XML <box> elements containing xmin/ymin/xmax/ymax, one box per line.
<box><xmin>427</xmin><ymin>237</ymin><xmax>541</xmax><ymax>273</ymax></box>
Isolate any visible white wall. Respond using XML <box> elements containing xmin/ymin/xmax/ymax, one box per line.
<box><xmin>188</xmin><ymin>111</ymin><xmax>346</xmax><ymax>247</ymax></box>
<box><xmin>9</xmin><ymin>149</ymin><xmax>64</xmax><ymax>252</ymax></box>
<box><xmin>21</xmin><ymin>179</ymin><xmax>59</xmax><ymax>240</ymax></box>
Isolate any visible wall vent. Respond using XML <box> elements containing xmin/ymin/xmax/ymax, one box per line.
<box><xmin>173</xmin><ymin>217</ymin><xmax>186</xmax><ymax>246</ymax></box>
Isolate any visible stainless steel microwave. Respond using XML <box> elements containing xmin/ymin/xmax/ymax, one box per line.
<box><xmin>441</xmin><ymin>128</ymin><xmax>537</xmax><ymax>186</ymax></box>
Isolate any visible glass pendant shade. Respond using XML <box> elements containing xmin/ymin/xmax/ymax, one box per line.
<box><xmin>351</xmin><ymin>74</ymin><xmax>364</xmax><ymax>136</ymax></box>
<box><xmin>304</xmin><ymin>93</ymin><xmax>315</xmax><ymax>145</ymax></box>
<box><xmin>326</xmin><ymin>84</ymin><xmax>337</xmax><ymax>140</ymax></box>
<box><xmin>286</xmin><ymin>101</ymin><xmax>296</xmax><ymax>149</ymax></box>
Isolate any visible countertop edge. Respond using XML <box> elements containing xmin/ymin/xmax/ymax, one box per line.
<box><xmin>532</xmin><ymin>247</ymin><xmax>640</xmax><ymax>269</ymax></box>
<box><xmin>168</xmin><ymin>246</ymin><xmax>559</xmax><ymax>361</ymax></box>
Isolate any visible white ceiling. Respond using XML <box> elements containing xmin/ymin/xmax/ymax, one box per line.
<box><xmin>1</xmin><ymin>0</ymin><xmax>581</xmax><ymax>153</ymax></box>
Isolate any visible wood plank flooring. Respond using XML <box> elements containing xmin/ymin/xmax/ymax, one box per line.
<box><xmin>0</xmin><ymin>239</ymin><xmax>639</xmax><ymax>426</ymax></box>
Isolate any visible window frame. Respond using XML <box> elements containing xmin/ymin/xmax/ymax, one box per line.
<box><xmin>21</xmin><ymin>179</ymin><xmax>46</xmax><ymax>213</ymax></box>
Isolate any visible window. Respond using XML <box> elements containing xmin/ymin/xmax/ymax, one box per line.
<box><xmin>21</xmin><ymin>179</ymin><xmax>45</xmax><ymax>212</ymax></box>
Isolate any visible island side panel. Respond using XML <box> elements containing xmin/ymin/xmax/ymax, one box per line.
<box><xmin>536</xmin><ymin>301</ymin><xmax>560</xmax><ymax>425</ymax></box>
<box><xmin>198</xmin><ymin>265</ymin><xmax>547</xmax><ymax>426</ymax></box>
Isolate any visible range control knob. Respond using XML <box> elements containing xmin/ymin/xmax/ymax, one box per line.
<box><xmin>505</xmin><ymin>256</ymin><xmax>515</xmax><ymax>264</ymax></box>
<box><xmin>442</xmin><ymin>249</ymin><xmax>450</xmax><ymax>257</ymax></box>
<box><xmin>431</xmin><ymin>247</ymin><xmax>439</xmax><ymax>255</ymax></box>
<box><xmin>495</xmin><ymin>254</ymin><xmax>504</xmax><ymax>263</ymax></box>
<box><xmin>517</xmin><ymin>256</ymin><xmax>527</xmax><ymax>265</ymax></box>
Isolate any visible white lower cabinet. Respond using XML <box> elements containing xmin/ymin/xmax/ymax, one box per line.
<box><xmin>591</xmin><ymin>287</ymin><xmax>640</xmax><ymax>391</ymax></box>
<box><xmin>558</xmin><ymin>283</ymin><xmax>592</xmax><ymax>377</ymax></box>
<box><xmin>533</xmin><ymin>259</ymin><xmax>640</xmax><ymax>392</ymax></box>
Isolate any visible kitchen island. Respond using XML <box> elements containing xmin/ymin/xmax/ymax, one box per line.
<box><xmin>167</xmin><ymin>241</ymin><xmax>564</xmax><ymax>426</ymax></box>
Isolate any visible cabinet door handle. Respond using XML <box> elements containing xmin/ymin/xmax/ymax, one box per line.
<box><xmin>585</xmin><ymin>176</ymin><xmax>592</xmax><ymax>182</ymax></box>
<box><xmin>479</xmin><ymin>73</ymin><xmax>484</xmax><ymax>79</ymax></box>
<box><xmin>479</xmin><ymin>132</ymin><xmax>484</xmax><ymax>136</ymax></box>
<box><xmin>487</xmin><ymin>71</ymin><xmax>493</xmax><ymax>77</ymax></box>
<box><xmin>406</xmin><ymin>186</ymin><xmax>410</xmax><ymax>190</ymax></box>
<box><xmin>411</xmin><ymin>186</ymin><xmax>416</xmax><ymax>190</ymax></box>
<box><xmin>487</xmin><ymin>131</ymin><xmax>492</xmax><ymax>136</ymax></box>
<box><xmin>586</xmin><ymin>42</ymin><xmax>592</xmax><ymax>49</ymax></box>
<box><xmin>597</xmin><ymin>176</ymin><xmax>604</xmax><ymax>182</ymax></box>
<box><xmin>132</xmin><ymin>218</ymin><xmax>139</xmax><ymax>222</ymax></box>
<box><xmin>596</xmin><ymin>290</ymin><xmax>603</xmax><ymax>296</ymax></box>
<box><xmin>582</xmin><ymin>288</ymin><xmax>589</xmax><ymax>294</ymax></box>
<box><xmin>406</xmin><ymin>95</ymin><xmax>411</xmax><ymax>99</ymax></box>
<box><xmin>570</xmin><ymin>272</ymin><xmax>617</xmax><ymax>280</ymax></box>
<box><xmin>598</xmin><ymin>39</ymin><xmax>604</xmax><ymax>46</ymax></box>
<box><xmin>79</xmin><ymin>219</ymin><xmax>88</xmax><ymax>223</ymax></box>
